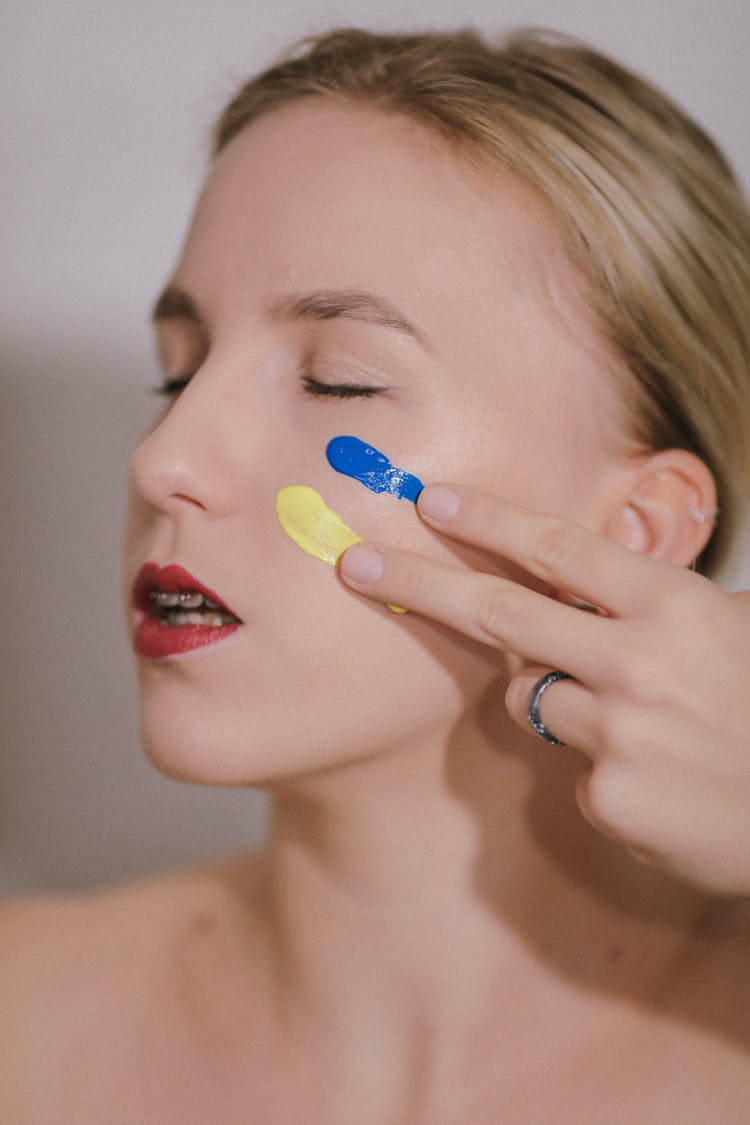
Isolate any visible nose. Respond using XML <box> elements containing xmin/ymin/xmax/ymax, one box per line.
<box><xmin>130</xmin><ymin>368</ymin><xmax>243</xmax><ymax>517</ymax></box>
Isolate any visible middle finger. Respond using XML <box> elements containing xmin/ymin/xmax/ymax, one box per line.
<box><xmin>339</xmin><ymin>541</ymin><xmax>608</xmax><ymax>681</ymax></box>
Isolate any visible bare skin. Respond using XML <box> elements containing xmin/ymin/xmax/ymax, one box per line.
<box><xmin>3</xmin><ymin>99</ymin><xmax>749</xmax><ymax>1122</ymax></box>
<box><xmin>1</xmin><ymin>852</ymin><xmax>749</xmax><ymax>1124</ymax></box>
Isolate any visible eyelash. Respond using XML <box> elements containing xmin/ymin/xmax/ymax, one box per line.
<box><xmin>153</xmin><ymin>376</ymin><xmax>191</xmax><ymax>397</ymax></box>
<box><xmin>300</xmin><ymin>375</ymin><xmax>383</xmax><ymax>399</ymax></box>
<box><xmin>153</xmin><ymin>375</ymin><xmax>384</xmax><ymax>399</ymax></box>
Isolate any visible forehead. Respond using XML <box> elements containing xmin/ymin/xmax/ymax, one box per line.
<box><xmin>177</xmin><ymin>97</ymin><xmax>578</xmax><ymax>335</ymax></box>
<box><xmin>172</xmin><ymin>97</ymin><xmax>628</xmax><ymax>451</ymax></box>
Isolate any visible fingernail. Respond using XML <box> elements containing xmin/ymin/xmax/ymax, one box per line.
<box><xmin>340</xmin><ymin>544</ymin><xmax>384</xmax><ymax>585</ymax></box>
<box><xmin>418</xmin><ymin>486</ymin><xmax>460</xmax><ymax>522</ymax></box>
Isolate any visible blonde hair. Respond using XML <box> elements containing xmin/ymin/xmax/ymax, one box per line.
<box><xmin>214</xmin><ymin>28</ymin><xmax>750</xmax><ymax>574</ymax></box>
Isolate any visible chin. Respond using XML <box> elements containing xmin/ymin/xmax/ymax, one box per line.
<box><xmin>135</xmin><ymin>695</ymin><xmax>377</xmax><ymax>789</ymax></box>
<box><xmin>138</xmin><ymin>717</ymin><xmax>244</xmax><ymax>786</ymax></box>
<box><xmin>137</xmin><ymin>709</ymin><xmax>289</xmax><ymax>787</ymax></box>
<box><xmin>136</xmin><ymin>685</ymin><xmax>467</xmax><ymax>793</ymax></box>
<box><xmin>132</xmin><ymin>628</ymin><xmax>482</xmax><ymax>789</ymax></box>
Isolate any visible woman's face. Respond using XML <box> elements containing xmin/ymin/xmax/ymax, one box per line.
<box><xmin>124</xmin><ymin>98</ymin><xmax>630</xmax><ymax>785</ymax></box>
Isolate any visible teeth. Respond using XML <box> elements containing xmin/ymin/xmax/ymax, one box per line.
<box><xmin>147</xmin><ymin>586</ymin><xmax>236</xmax><ymax>624</ymax></box>
<box><xmin>178</xmin><ymin>591</ymin><xmax>204</xmax><ymax>608</ymax></box>
<box><xmin>148</xmin><ymin>589</ymin><xmax>223</xmax><ymax>610</ymax></box>
<box><xmin>150</xmin><ymin>590</ymin><xmax>181</xmax><ymax>607</ymax></box>
<box><xmin>161</xmin><ymin>609</ymin><xmax>236</xmax><ymax>627</ymax></box>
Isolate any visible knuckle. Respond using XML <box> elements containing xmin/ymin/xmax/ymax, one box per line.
<box><xmin>576</xmin><ymin>766</ymin><xmax>630</xmax><ymax>838</ymax></box>
<box><xmin>403</xmin><ymin>560</ymin><xmax>431</xmax><ymax>603</ymax></box>
<box><xmin>657</xmin><ymin>578</ymin><xmax>698</xmax><ymax>623</ymax></box>
<box><xmin>608</xmin><ymin>629</ymin><xmax>665</xmax><ymax>705</ymax></box>
<box><xmin>476</xmin><ymin>580</ymin><xmax>523</xmax><ymax>643</ymax></box>
<box><xmin>655</xmin><ymin>570</ymin><xmax>722</xmax><ymax>630</ymax></box>
<box><xmin>618</xmin><ymin>650</ymin><xmax>661</xmax><ymax>702</ymax></box>
<box><xmin>689</xmin><ymin>578</ymin><xmax>726</xmax><ymax>630</ymax></box>
<box><xmin>596</xmin><ymin>701</ymin><xmax>639</xmax><ymax>759</ymax></box>
<box><xmin>619</xmin><ymin>650</ymin><xmax>687</xmax><ymax>716</ymax></box>
<box><xmin>530</xmin><ymin>520</ymin><xmax>581</xmax><ymax>580</ymax></box>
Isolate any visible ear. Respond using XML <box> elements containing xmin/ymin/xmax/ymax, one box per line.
<box><xmin>603</xmin><ymin>449</ymin><xmax>718</xmax><ymax>567</ymax></box>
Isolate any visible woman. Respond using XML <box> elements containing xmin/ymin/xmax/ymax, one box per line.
<box><xmin>3</xmin><ymin>27</ymin><xmax>750</xmax><ymax>1122</ymax></box>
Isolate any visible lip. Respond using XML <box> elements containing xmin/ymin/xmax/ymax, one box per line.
<box><xmin>132</xmin><ymin>562</ymin><xmax>243</xmax><ymax>659</ymax></box>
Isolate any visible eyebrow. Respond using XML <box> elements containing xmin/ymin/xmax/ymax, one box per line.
<box><xmin>151</xmin><ymin>284</ymin><xmax>431</xmax><ymax>352</ymax></box>
<box><xmin>270</xmin><ymin>289</ymin><xmax>431</xmax><ymax>351</ymax></box>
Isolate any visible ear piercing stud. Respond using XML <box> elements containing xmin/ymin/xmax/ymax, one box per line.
<box><xmin>688</xmin><ymin>507</ymin><xmax>719</xmax><ymax>524</ymax></box>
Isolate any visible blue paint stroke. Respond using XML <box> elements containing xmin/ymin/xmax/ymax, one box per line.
<box><xmin>326</xmin><ymin>436</ymin><xmax>424</xmax><ymax>502</ymax></box>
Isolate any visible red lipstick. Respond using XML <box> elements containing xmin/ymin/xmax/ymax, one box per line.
<box><xmin>132</xmin><ymin>563</ymin><xmax>242</xmax><ymax>658</ymax></box>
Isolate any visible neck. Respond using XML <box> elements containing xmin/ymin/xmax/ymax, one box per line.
<box><xmin>255</xmin><ymin>684</ymin><xmax>711</xmax><ymax>1050</ymax></box>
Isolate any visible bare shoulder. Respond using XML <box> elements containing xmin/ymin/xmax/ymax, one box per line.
<box><xmin>0</xmin><ymin>852</ymin><xmax>272</xmax><ymax>1121</ymax></box>
<box><xmin>0</xmin><ymin>851</ymin><xmax>265</xmax><ymax>986</ymax></box>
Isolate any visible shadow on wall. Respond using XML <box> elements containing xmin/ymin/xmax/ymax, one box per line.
<box><xmin>0</xmin><ymin>330</ymin><xmax>267</xmax><ymax>897</ymax></box>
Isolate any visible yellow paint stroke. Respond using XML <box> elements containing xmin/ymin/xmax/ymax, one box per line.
<box><xmin>275</xmin><ymin>485</ymin><xmax>407</xmax><ymax>613</ymax></box>
<box><xmin>276</xmin><ymin>485</ymin><xmax>362</xmax><ymax>564</ymax></box>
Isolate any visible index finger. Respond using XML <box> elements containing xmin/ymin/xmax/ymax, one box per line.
<box><xmin>416</xmin><ymin>484</ymin><xmax>678</xmax><ymax>617</ymax></box>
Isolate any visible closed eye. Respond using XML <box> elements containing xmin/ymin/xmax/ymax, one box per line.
<box><xmin>302</xmin><ymin>375</ymin><xmax>385</xmax><ymax>399</ymax></box>
<box><xmin>151</xmin><ymin>373</ymin><xmax>387</xmax><ymax>400</ymax></box>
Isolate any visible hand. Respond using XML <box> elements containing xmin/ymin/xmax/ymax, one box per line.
<box><xmin>339</xmin><ymin>484</ymin><xmax>750</xmax><ymax>898</ymax></box>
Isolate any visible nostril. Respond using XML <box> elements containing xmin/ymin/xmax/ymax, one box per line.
<box><xmin>171</xmin><ymin>492</ymin><xmax>209</xmax><ymax>511</ymax></box>
<box><xmin>131</xmin><ymin>432</ymin><xmax>221</xmax><ymax>511</ymax></box>
<box><xmin>129</xmin><ymin>431</ymin><xmax>207</xmax><ymax>511</ymax></box>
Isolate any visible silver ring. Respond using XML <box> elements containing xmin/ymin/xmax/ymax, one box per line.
<box><xmin>527</xmin><ymin>670</ymin><xmax>571</xmax><ymax>746</ymax></box>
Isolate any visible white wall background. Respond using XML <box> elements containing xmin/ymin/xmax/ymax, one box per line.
<box><xmin>3</xmin><ymin>0</ymin><xmax>749</xmax><ymax>894</ymax></box>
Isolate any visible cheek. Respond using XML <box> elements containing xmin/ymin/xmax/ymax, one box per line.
<box><xmin>267</xmin><ymin>597</ymin><xmax>499</xmax><ymax>780</ymax></box>
<box><xmin>453</xmin><ymin>399</ymin><xmax>609</xmax><ymax>528</ymax></box>
<box><xmin>269</xmin><ymin>482</ymin><xmax>502</xmax><ymax>704</ymax></box>
<box><xmin>275</xmin><ymin>485</ymin><xmax>362</xmax><ymax>566</ymax></box>
<box><xmin>131</xmin><ymin>480</ymin><xmax>504</xmax><ymax>787</ymax></box>
<box><xmin>270</xmin><ymin>474</ymin><xmax>497</xmax><ymax>700</ymax></box>
<box><xmin>136</xmin><ymin>596</ymin><xmax>496</xmax><ymax>788</ymax></box>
